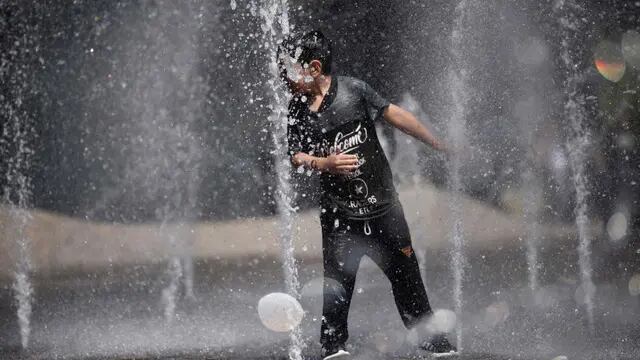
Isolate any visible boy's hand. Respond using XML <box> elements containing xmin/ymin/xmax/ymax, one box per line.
<box><xmin>323</xmin><ymin>153</ymin><xmax>359</xmax><ymax>175</ymax></box>
<box><xmin>434</xmin><ymin>140</ymin><xmax>454</xmax><ymax>158</ymax></box>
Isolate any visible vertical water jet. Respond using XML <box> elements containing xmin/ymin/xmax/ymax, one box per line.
<box><xmin>555</xmin><ymin>0</ymin><xmax>596</xmax><ymax>329</ymax></box>
<box><xmin>0</xmin><ymin>4</ymin><xmax>40</xmax><ymax>348</ymax></box>
<box><xmin>448</xmin><ymin>0</ymin><xmax>470</xmax><ymax>350</ymax></box>
<box><xmin>257</xmin><ymin>1</ymin><xmax>303</xmax><ymax>358</ymax></box>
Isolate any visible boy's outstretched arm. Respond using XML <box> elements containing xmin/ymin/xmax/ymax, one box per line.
<box><xmin>291</xmin><ymin>152</ymin><xmax>359</xmax><ymax>175</ymax></box>
<box><xmin>383</xmin><ymin>104</ymin><xmax>447</xmax><ymax>152</ymax></box>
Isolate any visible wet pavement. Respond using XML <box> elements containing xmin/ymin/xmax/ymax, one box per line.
<box><xmin>1</xmin><ymin>234</ymin><xmax>640</xmax><ymax>360</ymax></box>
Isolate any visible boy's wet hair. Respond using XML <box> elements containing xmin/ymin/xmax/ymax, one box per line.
<box><xmin>285</xmin><ymin>30</ymin><xmax>332</xmax><ymax>74</ymax></box>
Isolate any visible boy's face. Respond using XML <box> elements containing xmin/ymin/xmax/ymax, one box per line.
<box><xmin>290</xmin><ymin>62</ymin><xmax>315</xmax><ymax>93</ymax></box>
<box><xmin>280</xmin><ymin>51</ymin><xmax>322</xmax><ymax>94</ymax></box>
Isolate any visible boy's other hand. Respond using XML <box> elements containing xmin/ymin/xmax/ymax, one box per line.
<box><xmin>325</xmin><ymin>153</ymin><xmax>359</xmax><ymax>175</ymax></box>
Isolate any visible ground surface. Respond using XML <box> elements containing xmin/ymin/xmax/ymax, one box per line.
<box><xmin>1</xmin><ymin>233</ymin><xmax>640</xmax><ymax>360</ymax></box>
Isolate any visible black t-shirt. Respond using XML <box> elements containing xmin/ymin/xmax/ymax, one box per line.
<box><xmin>287</xmin><ymin>76</ymin><xmax>398</xmax><ymax>220</ymax></box>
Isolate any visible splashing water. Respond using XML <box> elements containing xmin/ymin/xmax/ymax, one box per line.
<box><xmin>1</xmin><ymin>7</ymin><xmax>38</xmax><ymax>348</ymax></box>
<box><xmin>395</xmin><ymin>93</ymin><xmax>430</xmax><ymax>284</ymax></box>
<box><xmin>13</xmin><ymin>268</ymin><xmax>33</xmax><ymax>349</ymax></box>
<box><xmin>514</xmin><ymin>98</ymin><xmax>545</xmax><ymax>294</ymax></box>
<box><xmin>3</xmin><ymin>127</ymin><xmax>35</xmax><ymax>350</ymax></box>
<box><xmin>556</xmin><ymin>0</ymin><xmax>596</xmax><ymax>328</ymax></box>
<box><xmin>158</xmin><ymin>223</ymin><xmax>197</xmax><ymax>322</ymax></box>
<box><xmin>522</xmin><ymin>168</ymin><xmax>541</xmax><ymax>293</ymax></box>
<box><xmin>183</xmin><ymin>254</ymin><xmax>196</xmax><ymax>300</ymax></box>
<box><xmin>256</xmin><ymin>1</ymin><xmax>303</xmax><ymax>358</ymax></box>
<box><xmin>448</xmin><ymin>0</ymin><xmax>470</xmax><ymax>350</ymax></box>
<box><xmin>110</xmin><ymin>1</ymin><xmax>206</xmax><ymax>322</ymax></box>
<box><xmin>162</xmin><ymin>256</ymin><xmax>184</xmax><ymax>322</ymax></box>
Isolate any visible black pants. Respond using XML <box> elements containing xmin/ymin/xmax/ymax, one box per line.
<box><xmin>319</xmin><ymin>203</ymin><xmax>433</xmax><ymax>350</ymax></box>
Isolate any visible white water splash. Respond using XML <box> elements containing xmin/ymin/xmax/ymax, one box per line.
<box><xmin>3</xmin><ymin>156</ymin><xmax>35</xmax><ymax>350</ymax></box>
<box><xmin>556</xmin><ymin>0</ymin><xmax>596</xmax><ymax>328</ymax></box>
<box><xmin>522</xmin><ymin>168</ymin><xmax>541</xmax><ymax>293</ymax></box>
<box><xmin>1</xmin><ymin>23</ymin><xmax>37</xmax><ymax>348</ymax></box>
<box><xmin>161</xmin><ymin>256</ymin><xmax>183</xmax><ymax>322</ymax></box>
<box><xmin>3</xmin><ymin>136</ymin><xmax>35</xmax><ymax>351</ymax></box>
<box><xmin>111</xmin><ymin>1</ymin><xmax>206</xmax><ymax>322</ymax></box>
<box><xmin>448</xmin><ymin>0</ymin><xmax>470</xmax><ymax>350</ymax></box>
<box><xmin>395</xmin><ymin>93</ymin><xmax>430</xmax><ymax>283</ymax></box>
<box><xmin>257</xmin><ymin>1</ymin><xmax>303</xmax><ymax>359</ymax></box>
<box><xmin>159</xmin><ymin>224</ymin><xmax>196</xmax><ymax>321</ymax></box>
<box><xmin>514</xmin><ymin>99</ymin><xmax>546</xmax><ymax>295</ymax></box>
<box><xmin>13</xmin><ymin>268</ymin><xmax>33</xmax><ymax>349</ymax></box>
<box><xmin>183</xmin><ymin>254</ymin><xmax>196</xmax><ymax>300</ymax></box>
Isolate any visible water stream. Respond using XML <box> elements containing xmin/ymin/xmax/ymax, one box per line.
<box><xmin>257</xmin><ymin>1</ymin><xmax>303</xmax><ymax>359</ymax></box>
<box><xmin>448</xmin><ymin>0</ymin><xmax>471</xmax><ymax>350</ymax></box>
<box><xmin>1</xmin><ymin>14</ymin><xmax>38</xmax><ymax>349</ymax></box>
<box><xmin>556</xmin><ymin>0</ymin><xmax>596</xmax><ymax>329</ymax></box>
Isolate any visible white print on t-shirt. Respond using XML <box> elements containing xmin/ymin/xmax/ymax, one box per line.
<box><xmin>346</xmin><ymin>195</ymin><xmax>378</xmax><ymax>215</ymax></box>
<box><xmin>327</xmin><ymin>122</ymin><xmax>368</xmax><ymax>155</ymax></box>
<box><xmin>345</xmin><ymin>157</ymin><xmax>366</xmax><ymax>180</ymax></box>
<box><xmin>348</xmin><ymin>178</ymin><xmax>369</xmax><ymax>199</ymax></box>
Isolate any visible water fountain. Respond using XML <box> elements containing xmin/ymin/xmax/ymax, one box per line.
<box><xmin>522</xmin><ymin>168</ymin><xmax>542</xmax><ymax>293</ymax></box>
<box><xmin>391</xmin><ymin>93</ymin><xmax>432</xmax><ymax>284</ymax></box>
<box><xmin>3</xmin><ymin>112</ymin><xmax>35</xmax><ymax>351</ymax></box>
<box><xmin>3</xmin><ymin>1</ymin><xmax>640</xmax><ymax>359</ymax></box>
<box><xmin>513</xmin><ymin>38</ymin><xmax>553</xmax><ymax>294</ymax></box>
<box><xmin>118</xmin><ymin>1</ymin><xmax>206</xmax><ymax>321</ymax></box>
<box><xmin>512</xmin><ymin>66</ymin><xmax>550</xmax><ymax>296</ymax></box>
<box><xmin>555</xmin><ymin>0</ymin><xmax>596</xmax><ymax>329</ymax></box>
<box><xmin>447</xmin><ymin>0</ymin><xmax>473</xmax><ymax>350</ymax></box>
<box><xmin>256</xmin><ymin>1</ymin><xmax>304</xmax><ymax>359</ymax></box>
<box><xmin>516</xmin><ymin>97</ymin><xmax>545</xmax><ymax>295</ymax></box>
<box><xmin>1</xmin><ymin>5</ymin><xmax>39</xmax><ymax>349</ymax></box>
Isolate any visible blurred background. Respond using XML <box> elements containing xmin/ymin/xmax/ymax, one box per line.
<box><xmin>1</xmin><ymin>0</ymin><xmax>639</xmax><ymax>226</ymax></box>
<box><xmin>1</xmin><ymin>0</ymin><xmax>640</xmax><ymax>359</ymax></box>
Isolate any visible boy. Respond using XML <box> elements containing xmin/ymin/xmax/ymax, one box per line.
<box><xmin>278</xmin><ymin>30</ymin><xmax>457</xmax><ymax>359</ymax></box>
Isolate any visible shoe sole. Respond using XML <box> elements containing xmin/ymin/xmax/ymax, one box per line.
<box><xmin>323</xmin><ymin>350</ymin><xmax>350</xmax><ymax>360</ymax></box>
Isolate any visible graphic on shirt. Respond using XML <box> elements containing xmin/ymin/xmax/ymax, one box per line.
<box><xmin>348</xmin><ymin>178</ymin><xmax>368</xmax><ymax>199</ymax></box>
<box><xmin>327</xmin><ymin>123</ymin><xmax>368</xmax><ymax>155</ymax></box>
<box><xmin>287</xmin><ymin>76</ymin><xmax>398</xmax><ymax>220</ymax></box>
<box><xmin>320</xmin><ymin>118</ymin><xmax>395</xmax><ymax>219</ymax></box>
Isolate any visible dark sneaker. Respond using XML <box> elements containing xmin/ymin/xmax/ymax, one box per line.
<box><xmin>419</xmin><ymin>334</ymin><xmax>458</xmax><ymax>357</ymax></box>
<box><xmin>322</xmin><ymin>344</ymin><xmax>350</xmax><ymax>360</ymax></box>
